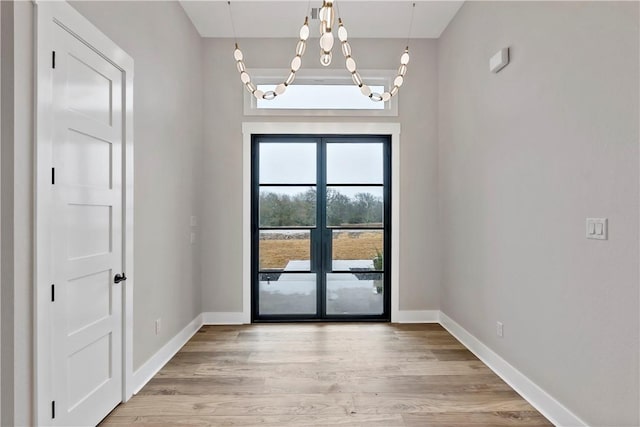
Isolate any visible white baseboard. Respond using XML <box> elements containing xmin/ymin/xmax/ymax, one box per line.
<box><xmin>131</xmin><ymin>314</ymin><xmax>203</xmax><ymax>394</ymax></box>
<box><xmin>393</xmin><ymin>310</ymin><xmax>440</xmax><ymax>323</ymax></box>
<box><xmin>201</xmin><ymin>311</ymin><xmax>247</xmax><ymax>325</ymax></box>
<box><xmin>439</xmin><ymin>312</ymin><xmax>588</xmax><ymax>427</ymax></box>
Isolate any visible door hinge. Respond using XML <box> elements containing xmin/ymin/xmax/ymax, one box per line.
<box><xmin>51</xmin><ymin>284</ymin><xmax>55</xmax><ymax>302</ymax></box>
<box><xmin>51</xmin><ymin>167</ymin><xmax>55</xmax><ymax>185</ymax></box>
<box><xmin>51</xmin><ymin>400</ymin><xmax>56</xmax><ymax>419</ymax></box>
<box><xmin>52</xmin><ymin>51</ymin><xmax>56</xmax><ymax>69</ymax></box>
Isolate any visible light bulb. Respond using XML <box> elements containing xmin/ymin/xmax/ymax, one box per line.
<box><xmin>341</xmin><ymin>42</ymin><xmax>351</xmax><ymax>58</ymax></box>
<box><xmin>253</xmin><ymin>89</ymin><xmax>264</xmax><ymax>99</ymax></box>
<box><xmin>346</xmin><ymin>57</ymin><xmax>357</xmax><ymax>73</ymax></box>
<box><xmin>240</xmin><ymin>72</ymin><xmax>251</xmax><ymax>84</ymax></box>
<box><xmin>233</xmin><ymin>48</ymin><xmax>243</xmax><ymax>61</ymax></box>
<box><xmin>394</xmin><ymin>75</ymin><xmax>404</xmax><ymax>87</ymax></box>
<box><xmin>263</xmin><ymin>90</ymin><xmax>277</xmax><ymax>100</ymax></box>
<box><xmin>400</xmin><ymin>51</ymin><xmax>410</xmax><ymax>65</ymax></box>
<box><xmin>361</xmin><ymin>85</ymin><xmax>371</xmax><ymax>97</ymax></box>
<box><xmin>320</xmin><ymin>52</ymin><xmax>332</xmax><ymax>66</ymax></box>
<box><xmin>398</xmin><ymin>64</ymin><xmax>407</xmax><ymax>76</ymax></box>
<box><xmin>291</xmin><ymin>56</ymin><xmax>302</xmax><ymax>72</ymax></box>
<box><xmin>319</xmin><ymin>6</ymin><xmax>327</xmax><ymax>23</ymax></box>
<box><xmin>275</xmin><ymin>83</ymin><xmax>287</xmax><ymax>95</ymax></box>
<box><xmin>338</xmin><ymin>25</ymin><xmax>348</xmax><ymax>42</ymax></box>
<box><xmin>299</xmin><ymin>24</ymin><xmax>310</xmax><ymax>41</ymax></box>
<box><xmin>351</xmin><ymin>72</ymin><xmax>363</xmax><ymax>87</ymax></box>
<box><xmin>320</xmin><ymin>32</ymin><xmax>334</xmax><ymax>52</ymax></box>
<box><xmin>325</xmin><ymin>7</ymin><xmax>334</xmax><ymax>31</ymax></box>
<box><xmin>285</xmin><ymin>72</ymin><xmax>296</xmax><ymax>86</ymax></box>
<box><xmin>236</xmin><ymin>61</ymin><xmax>246</xmax><ymax>73</ymax></box>
<box><xmin>296</xmin><ymin>40</ymin><xmax>306</xmax><ymax>56</ymax></box>
<box><xmin>381</xmin><ymin>92</ymin><xmax>391</xmax><ymax>102</ymax></box>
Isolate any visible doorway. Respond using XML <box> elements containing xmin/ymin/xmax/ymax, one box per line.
<box><xmin>252</xmin><ymin>135</ymin><xmax>391</xmax><ymax>321</ymax></box>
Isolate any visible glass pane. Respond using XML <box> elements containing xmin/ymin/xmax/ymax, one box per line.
<box><xmin>259</xmin><ymin>273</ymin><xmax>317</xmax><ymax>315</ymax></box>
<box><xmin>256</xmin><ymin>85</ymin><xmax>385</xmax><ymax>110</ymax></box>
<box><xmin>332</xmin><ymin>230</ymin><xmax>383</xmax><ymax>271</ymax></box>
<box><xmin>259</xmin><ymin>186</ymin><xmax>316</xmax><ymax>227</ymax></box>
<box><xmin>326</xmin><ymin>273</ymin><xmax>383</xmax><ymax>315</ymax></box>
<box><xmin>259</xmin><ymin>143</ymin><xmax>316</xmax><ymax>184</ymax></box>
<box><xmin>260</xmin><ymin>230</ymin><xmax>310</xmax><ymax>271</ymax></box>
<box><xmin>326</xmin><ymin>186</ymin><xmax>383</xmax><ymax>227</ymax></box>
<box><xmin>327</xmin><ymin>143</ymin><xmax>383</xmax><ymax>184</ymax></box>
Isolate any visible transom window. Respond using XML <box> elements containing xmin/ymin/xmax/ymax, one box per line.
<box><xmin>243</xmin><ymin>69</ymin><xmax>399</xmax><ymax>117</ymax></box>
<box><xmin>256</xmin><ymin>84</ymin><xmax>386</xmax><ymax>110</ymax></box>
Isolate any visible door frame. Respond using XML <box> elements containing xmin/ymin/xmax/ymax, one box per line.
<box><xmin>242</xmin><ymin>122</ymin><xmax>401</xmax><ymax>323</ymax></box>
<box><xmin>34</xmin><ymin>1</ymin><xmax>134</xmax><ymax>424</ymax></box>
<box><xmin>250</xmin><ymin>135</ymin><xmax>392</xmax><ymax>322</ymax></box>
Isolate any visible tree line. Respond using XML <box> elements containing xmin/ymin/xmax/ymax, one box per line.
<box><xmin>259</xmin><ymin>188</ymin><xmax>383</xmax><ymax>227</ymax></box>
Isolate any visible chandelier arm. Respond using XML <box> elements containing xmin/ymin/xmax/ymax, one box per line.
<box><xmin>337</xmin><ymin>20</ymin><xmax>410</xmax><ymax>102</ymax></box>
<box><xmin>233</xmin><ymin>18</ymin><xmax>310</xmax><ymax>100</ymax></box>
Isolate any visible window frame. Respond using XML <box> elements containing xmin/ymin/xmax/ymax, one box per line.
<box><xmin>243</xmin><ymin>68</ymin><xmax>399</xmax><ymax>117</ymax></box>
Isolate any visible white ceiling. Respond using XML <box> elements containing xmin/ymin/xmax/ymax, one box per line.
<box><xmin>179</xmin><ymin>1</ymin><xmax>464</xmax><ymax>39</ymax></box>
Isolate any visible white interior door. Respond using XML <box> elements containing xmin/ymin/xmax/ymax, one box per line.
<box><xmin>47</xmin><ymin>11</ymin><xmax>124</xmax><ymax>427</ymax></box>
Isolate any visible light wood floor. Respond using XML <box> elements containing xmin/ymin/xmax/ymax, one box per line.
<box><xmin>100</xmin><ymin>323</ymin><xmax>553</xmax><ymax>426</ymax></box>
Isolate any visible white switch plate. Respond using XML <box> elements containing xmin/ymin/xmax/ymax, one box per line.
<box><xmin>190</xmin><ymin>232</ymin><xmax>196</xmax><ymax>244</ymax></box>
<box><xmin>190</xmin><ymin>216</ymin><xmax>197</xmax><ymax>227</ymax></box>
<box><xmin>586</xmin><ymin>218</ymin><xmax>607</xmax><ymax>240</ymax></box>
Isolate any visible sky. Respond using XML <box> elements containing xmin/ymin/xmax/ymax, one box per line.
<box><xmin>259</xmin><ymin>142</ymin><xmax>384</xmax><ymax>185</ymax></box>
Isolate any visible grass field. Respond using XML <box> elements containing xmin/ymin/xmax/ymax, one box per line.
<box><xmin>259</xmin><ymin>231</ymin><xmax>383</xmax><ymax>270</ymax></box>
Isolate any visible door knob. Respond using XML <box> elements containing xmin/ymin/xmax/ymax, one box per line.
<box><xmin>114</xmin><ymin>273</ymin><xmax>127</xmax><ymax>284</ymax></box>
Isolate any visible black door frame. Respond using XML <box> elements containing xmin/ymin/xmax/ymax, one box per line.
<box><xmin>251</xmin><ymin>134</ymin><xmax>391</xmax><ymax>322</ymax></box>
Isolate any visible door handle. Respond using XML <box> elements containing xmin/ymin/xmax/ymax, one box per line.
<box><xmin>114</xmin><ymin>273</ymin><xmax>127</xmax><ymax>284</ymax></box>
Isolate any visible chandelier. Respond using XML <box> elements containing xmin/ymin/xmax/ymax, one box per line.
<box><xmin>229</xmin><ymin>1</ymin><xmax>415</xmax><ymax>103</ymax></box>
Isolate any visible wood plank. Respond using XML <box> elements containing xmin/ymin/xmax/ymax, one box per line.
<box><xmin>98</xmin><ymin>324</ymin><xmax>553</xmax><ymax>426</ymax></box>
<box><xmin>109</xmin><ymin>394</ymin><xmax>356</xmax><ymax>417</ymax></box>
<box><xmin>100</xmin><ymin>414</ymin><xmax>405</xmax><ymax>426</ymax></box>
<box><xmin>352</xmin><ymin>391</ymin><xmax>537</xmax><ymax>414</ymax></box>
<box><xmin>403</xmin><ymin>411</ymin><xmax>554</xmax><ymax>426</ymax></box>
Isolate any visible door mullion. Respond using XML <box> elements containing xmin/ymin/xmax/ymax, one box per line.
<box><xmin>317</xmin><ymin>139</ymin><xmax>326</xmax><ymax>318</ymax></box>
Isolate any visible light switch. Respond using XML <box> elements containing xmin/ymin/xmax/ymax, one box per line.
<box><xmin>586</xmin><ymin>218</ymin><xmax>607</xmax><ymax>240</ymax></box>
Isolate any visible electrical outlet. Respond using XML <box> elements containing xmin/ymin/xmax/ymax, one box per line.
<box><xmin>155</xmin><ymin>319</ymin><xmax>161</xmax><ymax>336</ymax></box>
<box><xmin>496</xmin><ymin>321</ymin><xmax>504</xmax><ymax>338</ymax></box>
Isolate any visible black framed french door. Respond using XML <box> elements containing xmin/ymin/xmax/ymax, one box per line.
<box><xmin>251</xmin><ymin>135</ymin><xmax>391</xmax><ymax>322</ymax></box>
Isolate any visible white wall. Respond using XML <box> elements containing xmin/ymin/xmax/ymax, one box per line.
<box><xmin>70</xmin><ymin>1</ymin><xmax>205</xmax><ymax>371</ymax></box>
<box><xmin>201</xmin><ymin>38</ymin><xmax>441</xmax><ymax>314</ymax></box>
<box><xmin>0</xmin><ymin>3</ymin><xmax>3</xmax><ymax>422</ymax></box>
<box><xmin>0</xmin><ymin>2</ymin><xmax>35</xmax><ymax>424</ymax></box>
<box><xmin>438</xmin><ymin>2</ymin><xmax>639</xmax><ymax>425</ymax></box>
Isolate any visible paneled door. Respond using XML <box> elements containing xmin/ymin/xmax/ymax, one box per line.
<box><xmin>36</xmin><ymin>3</ymin><xmax>129</xmax><ymax>424</ymax></box>
<box><xmin>252</xmin><ymin>136</ymin><xmax>391</xmax><ymax>321</ymax></box>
